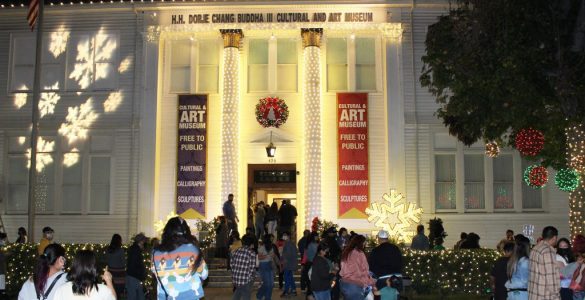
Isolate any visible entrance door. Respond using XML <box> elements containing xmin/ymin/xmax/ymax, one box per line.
<box><xmin>247</xmin><ymin>164</ymin><xmax>297</xmax><ymax>238</ymax></box>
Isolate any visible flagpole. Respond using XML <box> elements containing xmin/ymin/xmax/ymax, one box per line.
<box><xmin>27</xmin><ymin>0</ymin><xmax>45</xmax><ymax>243</ymax></box>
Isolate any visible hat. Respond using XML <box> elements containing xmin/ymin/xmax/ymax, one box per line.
<box><xmin>42</xmin><ymin>227</ymin><xmax>54</xmax><ymax>233</ymax></box>
<box><xmin>326</xmin><ymin>227</ymin><xmax>338</xmax><ymax>234</ymax></box>
<box><xmin>377</xmin><ymin>230</ymin><xmax>389</xmax><ymax>239</ymax></box>
<box><xmin>133</xmin><ymin>233</ymin><xmax>147</xmax><ymax>243</ymax></box>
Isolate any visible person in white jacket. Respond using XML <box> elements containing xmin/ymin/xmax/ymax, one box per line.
<box><xmin>18</xmin><ymin>243</ymin><xmax>68</xmax><ymax>300</ymax></box>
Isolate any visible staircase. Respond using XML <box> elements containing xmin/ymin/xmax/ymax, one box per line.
<box><xmin>205</xmin><ymin>258</ymin><xmax>302</xmax><ymax>288</ymax></box>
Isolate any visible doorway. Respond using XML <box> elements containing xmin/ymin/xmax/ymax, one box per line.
<box><xmin>247</xmin><ymin>164</ymin><xmax>297</xmax><ymax>238</ymax></box>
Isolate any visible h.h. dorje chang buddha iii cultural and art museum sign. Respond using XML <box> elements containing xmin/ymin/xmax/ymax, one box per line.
<box><xmin>169</xmin><ymin>12</ymin><xmax>376</xmax><ymax>25</ymax></box>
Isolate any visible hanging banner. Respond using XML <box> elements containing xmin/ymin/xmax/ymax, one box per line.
<box><xmin>338</xmin><ymin>93</ymin><xmax>369</xmax><ymax>219</ymax></box>
<box><xmin>176</xmin><ymin>95</ymin><xmax>207</xmax><ymax>219</ymax></box>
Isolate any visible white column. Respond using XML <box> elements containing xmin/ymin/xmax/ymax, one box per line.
<box><xmin>220</xmin><ymin>30</ymin><xmax>243</xmax><ymax>211</ymax></box>
<box><xmin>302</xmin><ymin>28</ymin><xmax>323</xmax><ymax>227</ymax></box>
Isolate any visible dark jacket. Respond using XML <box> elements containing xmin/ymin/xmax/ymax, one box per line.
<box><xmin>325</xmin><ymin>236</ymin><xmax>341</xmax><ymax>263</ymax></box>
<box><xmin>311</xmin><ymin>255</ymin><xmax>334</xmax><ymax>292</ymax></box>
<box><xmin>126</xmin><ymin>243</ymin><xmax>146</xmax><ymax>281</ymax></box>
<box><xmin>368</xmin><ymin>242</ymin><xmax>403</xmax><ymax>277</ymax></box>
<box><xmin>278</xmin><ymin>204</ymin><xmax>298</xmax><ymax>226</ymax></box>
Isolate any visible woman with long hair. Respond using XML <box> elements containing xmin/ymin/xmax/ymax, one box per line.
<box><xmin>152</xmin><ymin>216</ymin><xmax>208</xmax><ymax>299</ymax></box>
<box><xmin>257</xmin><ymin>234</ymin><xmax>276</xmax><ymax>300</ymax></box>
<box><xmin>311</xmin><ymin>242</ymin><xmax>335</xmax><ymax>300</ymax></box>
<box><xmin>18</xmin><ymin>244</ymin><xmax>67</xmax><ymax>300</ymax></box>
<box><xmin>105</xmin><ymin>233</ymin><xmax>125</xmax><ymax>298</ymax></box>
<box><xmin>15</xmin><ymin>227</ymin><xmax>27</xmax><ymax>244</ymax></box>
<box><xmin>339</xmin><ymin>235</ymin><xmax>375</xmax><ymax>300</ymax></box>
<box><xmin>505</xmin><ymin>235</ymin><xmax>531</xmax><ymax>300</ymax></box>
<box><xmin>54</xmin><ymin>250</ymin><xmax>116</xmax><ymax>299</ymax></box>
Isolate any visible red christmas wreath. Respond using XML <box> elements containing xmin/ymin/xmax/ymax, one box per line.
<box><xmin>255</xmin><ymin>97</ymin><xmax>289</xmax><ymax>128</ymax></box>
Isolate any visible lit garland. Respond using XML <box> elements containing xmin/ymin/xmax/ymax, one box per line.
<box><xmin>570</xmin><ymin>179</ymin><xmax>585</xmax><ymax>239</ymax></box>
<box><xmin>515</xmin><ymin>128</ymin><xmax>545</xmax><ymax>156</ymax></box>
<box><xmin>523</xmin><ymin>165</ymin><xmax>548</xmax><ymax>188</ymax></box>
<box><xmin>220</xmin><ymin>30</ymin><xmax>242</xmax><ymax>209</ymax></box>
<box><xmin>302</xmin><ymin>29</ymin><xmax>322</xmax><ymax>227</ymax></box>
<box><xmin>555</xmin><ymin>168</ymin><xmax>581</xmax><ymax>192</ymax></box>
<box><xmin>484</xmin><ymin>141</ymin><xmax>500</xmax><ymax>158</ymax></box>
<box><xmin>566</xmin><ymin>124</ymin><xmax>585</xmax><ymax>173</ymax></box>
<box><xmin>1</xmin><ymin>243</ymin><xmax>156</xmax><ymax>298</ymax></box>
<box><xmin>255</xmin><ymin>97</ymin><xmax>289</xmax><ymax>128</ymax></box>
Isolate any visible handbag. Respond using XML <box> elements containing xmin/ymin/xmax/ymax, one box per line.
<box><xmin>301</xmin><ymin>251</ymin><xmax>308</xmax><ymax>265</ymax></box>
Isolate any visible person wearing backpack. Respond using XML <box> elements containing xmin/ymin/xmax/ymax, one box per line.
<box><xmin>18</xmin><ymin>244</ymin><xmax>67</xmax><ymax>300</ymax></box>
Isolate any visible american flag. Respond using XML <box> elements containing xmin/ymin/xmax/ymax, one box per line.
<box><xmin>27</xmin><ymin>0</ymin><xmax>39</xmax><ymax>31</ymax></box>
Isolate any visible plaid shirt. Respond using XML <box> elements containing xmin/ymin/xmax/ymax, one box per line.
<box><xmin>528</xmin><ymin>241</ymin><xmax>560</xmax><ymax>300</ymax></box>
<box><xmin>230</xmin><ymin>246</ymin><xmax>257</xmax><ymax>287</ymax></box>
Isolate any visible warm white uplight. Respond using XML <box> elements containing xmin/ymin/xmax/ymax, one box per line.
<box><xmin>59</xmin><ymin>98</ymin><xmax>98</xmax><ymax>144</ymax></box>
<box><xmin>49</xmin><ymin>26</ymin><xmax>70</xmax><ymax>58</ymax></box>
<box><xmin>104</xmin><ymin>91</ymin><xmax>122</xmax><ymax>112</ymax></box>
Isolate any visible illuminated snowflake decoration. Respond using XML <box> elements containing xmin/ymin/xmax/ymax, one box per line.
<box><xmin>63</xmin><ymin>148</ymin><xmax>80</xmax><ymax>167</ymax></box>
<box><xmin>118</xmin><ymin>56</ymin><xmax>132</xmax><ymax>73</ymax></box>
<box><xmin>59</xmin><ymin>98</ymin><xmax>98</xmax><ymax>144</ymax></box>
<box><xmin>103</xmin><ymin>91</ymin><xmax>122</xmax><ymax>113</ymax></box>
<box><xmin>49</xmin><ymin>26</ymin><xmax>70</xmax><ymax>58</ymax></box>
<box><xmin>366</xmin><ymin>190</ymin><xmax>423</xmax><ymax>243</ymax></box>
<box><xmin>14</xmin><ymin>84</ymin><xmax>29</xmax><ymax>109</ymax></box>
<box><xmin>25</xmin><ymin>137</ymin><xmax>55</xmax><ymax>172</ymax></box>
<box><xmin>69</xmin><ymin>29</ymin><xmax>117</xmax><ymax>89</ymax></box>
<box><xmin>39</xmin><ymin>83</ymin><xmax>61</xmax><ymax>118</ymax></box>
<box><xmin>154</xmin><ymin>211</ymin><xmax>179</xmax><ymax>235</ymax></box>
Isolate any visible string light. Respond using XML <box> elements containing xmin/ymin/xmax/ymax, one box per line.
<box><xmin>555</xmin><ymin>168</ymin><xmax>581</xmax><ymax>192</ymax></box>
<box><xmin>567</xmin><ymin>123</ymin><xmax>585</xmax><ymax>238</ymax></box>
<box><xmin>302</xmin><ymin>28</ymin><xmax>322</xmax><ymax>227</ymax></box>
<box><xmin>220</xmin><ymin>30</ymin><xmax>242</xmax><ymax>209</ymax></box>
<box><xmin>523</xmin><ymin>165</ymin><xmax>548</xmax><ymax>188</ymax></box>
<box><xmin>485</xmin><ymin>141</ymin><xmax>500</xmax><ymax>158</ymax></box>
<box><xmin>515</xmin><ymin>128</ymin><xmax>545</xmax><ymax>156</ymax></box>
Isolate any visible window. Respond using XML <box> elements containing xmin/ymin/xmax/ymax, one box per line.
<box><xmin>6</xmin><ymin>136</ymin><xmax>55</xmax><ymax>214</ymax></box>
<box><xmin>198</xmin><ymin>40</ymin><xmax>219</xmax><ymax>92</ymax></box>
<box><xmin>248</xmin><ymin>39</ymin><xmax>269</xmax><ymax>92</ymax></box>
<box><xmin>11</xmin><ymin>31</ymin><xmax>119</xmax><ymax>92</ymax></box>
<box><xmin>522</xmin><ymin>159</ymin><xmax>543</xmax><ymax>209</ymax></box>
<box><xmin>327</xmin><ymin>38</ymin><xmax>348</xmax><ymax>91</ymax></box>
<box><xmin>493</xmin><ymin>155</ymin><xmax>514</xmax><ymax>209</ymax></box>
<box><xmin>61</xmin><ymin>139</ymin><xmax>83</xmax><ymax>213</ymax></box>
<box><xmin>355</xmin><ymin>38</ymin><xmax>376</xmax><ymax>91</ymax></box>
<box><xmin>464</xmin><ymin>154</ymin><xmax>485</xmax><ymax>209</ymax></box>
<box><xmin>277</xmin><ymin>39</ymin><xmax>298</xmax><ymax>91</ymax></box>
<box><xmin>170</xmin><ymin>40</ymin><xmax>191</xmax><ymax>93</ymax></box>
<box><xmin>11</xmin><ymin>36</ymin><xmax>35</xmax><ymax>91</ymax></box>
<box><xmin>435</xmin><ymin>154</ymin><xmax>456</xmax><ymax>209</ymax></box>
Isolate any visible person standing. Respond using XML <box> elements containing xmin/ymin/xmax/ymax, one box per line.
<box><xmin>54</xmin><ymin>250</ymin><xmax>116</xmax><ymax>300</ymax></box>
<box><xmin>255</xmin><ymin>202</ymin><xmax>266</xmax><ymax>239</ymax></box>
<box><xmin>281</xmin><ymin>231</ymin><xmax>298</xmax><ymax>297</ymax></box>
<box><xmin>15</xmin><ymin>227</ymin><xmax>27</xmax><ymax>244</ymax></box>
<box><xmin>38</xmin><ymin>227</ymin><xmax>54</xmax><ymax>255</ymax></box>
<box><xmin>311</xmin><ymin>242</ymin><xmax>336</xmax><ymax>300</ymax></box>
<box><xmin>339</xmin><ymin>235</ymin><xmax>375</xmax><ymax>300</ymax></box>
<box><xmin>497</xmin><ymin>229</ymin><xmax>515</xmax><ymax>252</ymax></box>
<box><xmin>257</xmin><ymin>234</ymin><xmax>276</xmax><ymax>300</ymax></box>
<box><xmin>506</xmin><ymin>235</ymin><xmax>531</xmax><ymax>300</ymax></box>
<box><xmin>454</xmin><ymin>232</ymin><xmax>467</xmax><ymax>250</ymax></box>
<box><xmin>126</xmin><ymin>233</ymin><xmax>147</xmax><ymax>300</ymax></box>
<box><xmin>230</xmin><ymin>235</ymin><xmax>257</xmax><ymax>300</ymax></box>
<box><xmin>298</xmin><ymin>229</ymin><xmax>311</xmax><ymax>293</ymax></box>
<box><xmin>528</xmin><ymin>226</ymin><xmax>561</xmax><ymax>300</ymax></box>
<box><xmin>224</xmin><ymin>193</ymin><xmax>239</xmax><ymax>232</ymax></box>
<box><xmin>336</xmin><ymin>228</ymin><xmax>350</xmax><ymax>250</ymax></box>
<box><xmin>266</xmin><ymin>202</ymin><xmax>278</xmax><ymax>236</ymax></box>
<box><xmin>490</xmin><ymin>241</ymin><xmax>514</xmax><ymax>300</ymax></box>
<box><xmin>410</xmin><ymin>225</ymin><xmax>429</xmax><ymax>250</ymax></box>
<box><xmin>18</xmin><ymin>244</ymin><xmax>68</xmax><ymax>300</ymax></box>
<box><xmin>153</xmin><ymin>217</ymin><xmax>208</xmax><ymax>299</ymax></box>
<box><xmin>216</xmin><ymin>216</ymin><xmax>230</xmax><ymax>269</ymax></box>
<box><xmin>278</xmin><ymin>200</ymin><xmax>297</xmax><ymax>239</ymax></box>
<box><xmin>369</xmin><ymin>230</ymin><xmax>403</xmax><ymax>292</ymax></box>
<box><xmin>105</xmin><ymin>234</ymin><xmax>126</xmax><ymax>298</ymax></box>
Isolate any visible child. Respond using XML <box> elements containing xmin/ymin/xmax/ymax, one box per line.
<box><xmin>373</xmin><ymin>276</ymin><xmax>399</xmax><ymax>300</ymax></box>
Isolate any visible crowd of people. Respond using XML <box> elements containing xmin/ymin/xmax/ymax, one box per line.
<box><xmin>489</xmin><ymin>226</ymin><xmax>585</xmax><ymax>300</ymax></box>
<box><xmin>2</xmin><ymin>195</ymin><xmax>583</xmax><ymax>300</ymax></box>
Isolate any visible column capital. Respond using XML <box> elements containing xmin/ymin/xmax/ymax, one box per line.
<box><xmin>301</xmin><ymin>28</ymin><xmax>323</xmax><ymax>48</ymax></box>
<box><xmin>220</xmin><ymin>29</ymin><xmax>244</xmax><ymax>49</ymax></box>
